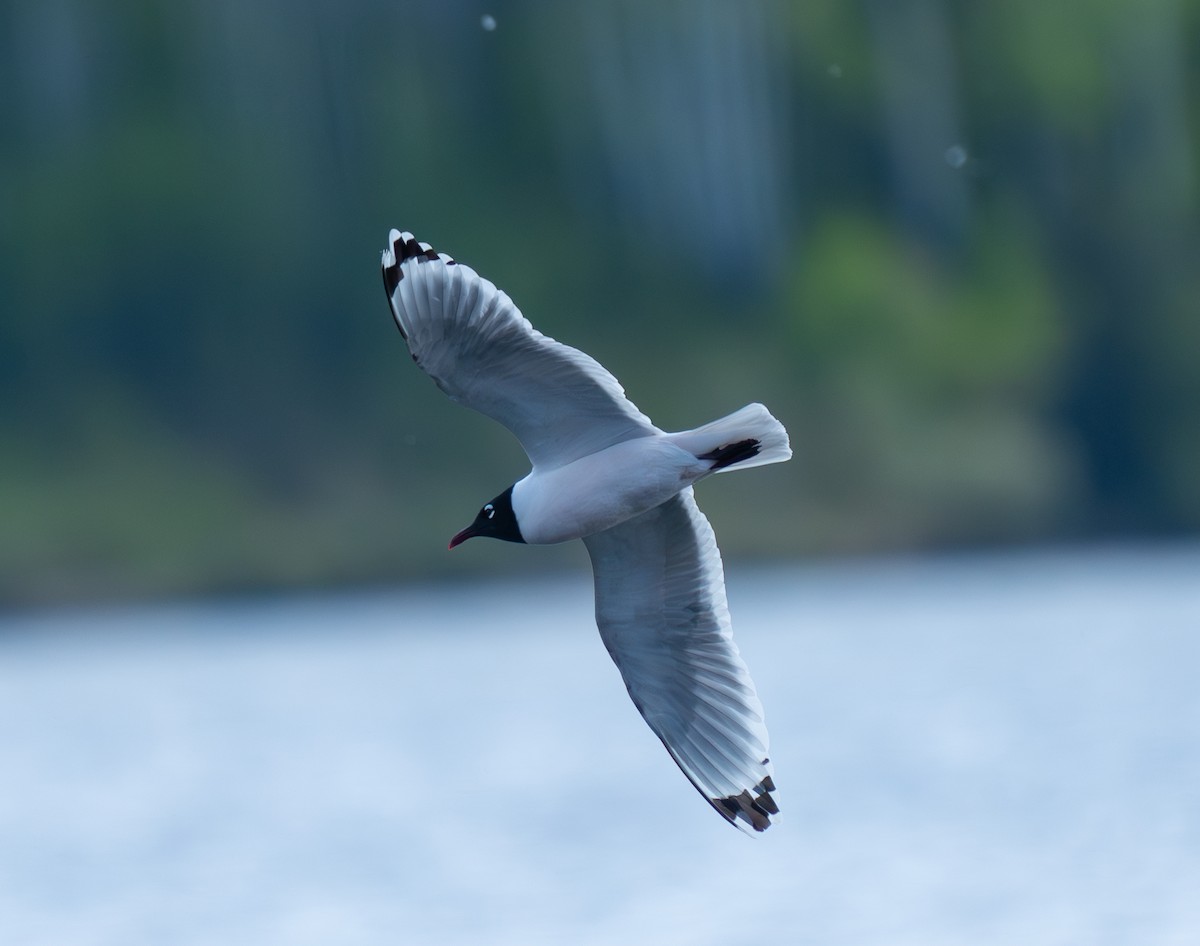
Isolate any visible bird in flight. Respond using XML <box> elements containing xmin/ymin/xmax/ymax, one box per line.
<box><xmin>381</xmin><ymin>229</ymin><xmax>790</xmax><ymax>831</ymax></box>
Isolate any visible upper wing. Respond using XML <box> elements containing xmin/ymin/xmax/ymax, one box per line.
<box><xmin>381</xmin><ymin>229</ymin><xmax>658</xmax><ymax>469</ymax></box>
<box><xmin>582</xmin><ymin>488</ymin><xmax>778</xmax><ymax>832</ymax></box>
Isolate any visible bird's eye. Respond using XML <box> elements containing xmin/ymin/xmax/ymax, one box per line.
<box><xmin>483</xmin><ymin>504</ymin><xmax>495</xmax><ymax>519</ymax></box>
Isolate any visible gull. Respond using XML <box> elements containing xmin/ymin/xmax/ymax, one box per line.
<box><xmin>381</xmin><ymin>229</ymin><xmax>790</xmax><ymax>831</ymax></box>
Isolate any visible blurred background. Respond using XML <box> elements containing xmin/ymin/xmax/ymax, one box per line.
<box><xmin>3</xmin><ymin>0</ymin><xmax>1197</xmax><ymax>606</ymax></box>
<box><xmin>3</xmin><ymin>4</ymin><xmax>1200</xmax><ymax>946</ymax></box>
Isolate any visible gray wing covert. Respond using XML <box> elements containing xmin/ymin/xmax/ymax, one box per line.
<box><xmin>582</xmin><ymin>488</ymin><xmax>778</xmax><ymax>832</ymax></box>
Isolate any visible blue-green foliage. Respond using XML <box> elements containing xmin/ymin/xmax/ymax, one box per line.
<box><xmin>1</xmin><ymin>1</ymin><xmax>1196</xmax><ymax>602</ymax></box>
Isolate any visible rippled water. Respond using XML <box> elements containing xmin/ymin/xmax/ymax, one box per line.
<box><xmin>2</xmin><ymin>545</ymin><xmax>1198</xmax><ymax>946</ymax></box>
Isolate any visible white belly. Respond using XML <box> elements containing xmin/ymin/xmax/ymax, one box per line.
<box><xmin>512</xmin><ymin>437</ymin><xmax>705</xmax><ymax>544</ymax></box>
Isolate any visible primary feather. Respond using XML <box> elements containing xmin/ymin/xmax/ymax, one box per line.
<box><xmin>382</xmin><ymin>229</ymin><xmax>656</xmax><ymax>469</ymax></box>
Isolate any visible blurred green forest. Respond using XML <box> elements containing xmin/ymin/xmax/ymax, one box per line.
<box><xmin>1</xmin><ymin>0</ymin><xmax>1198</xmax><ymax>605</ymax></box>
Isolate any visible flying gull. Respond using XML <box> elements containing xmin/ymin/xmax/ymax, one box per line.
<box><xmin>381</xmin><ymin>229</ymin><xmax>790</xmax><ymax>831</ymax></box>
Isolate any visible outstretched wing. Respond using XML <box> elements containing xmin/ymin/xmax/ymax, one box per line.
<box><xmin>582</xmin><ymin>488</ymin><xmax>778</xmax><ymax>832</ymax></box>
<box><xmin>381</xmin><ymin>229</ymin><xmax>657</xmax><ymax>469</ymax></box>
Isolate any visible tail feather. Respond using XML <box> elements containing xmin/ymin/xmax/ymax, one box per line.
<box><xmin>670</xmin><ymin>403</ymin><xmax>791</xmax><ymax>474</ymax></box>
<box><xmin>698</xmin><ymin>438</ymin><xmax>761</xmax><ymax>471</ymax></box>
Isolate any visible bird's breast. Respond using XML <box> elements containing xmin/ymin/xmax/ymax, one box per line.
<box><xmin>512</xmin><ymin>438</ymin><xmax>703</xmax><ymax>544</ymax></box>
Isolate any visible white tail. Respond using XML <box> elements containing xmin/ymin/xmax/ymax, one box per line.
<box><xmin>669</xmin><ymin>403</ymin><xmax>792</xmax><ymax>474</ymax></box>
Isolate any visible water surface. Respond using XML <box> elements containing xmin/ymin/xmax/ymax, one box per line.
<box><xmin>2</xmin><ymin>546</ymin><xmax>1198</xmax><ymax>945</ymax></box>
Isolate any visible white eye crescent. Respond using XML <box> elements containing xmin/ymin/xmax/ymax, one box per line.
<box><xmin>484</xmin><ymin>504</ymin><xmax>495</xmax><ymax>519</ymax></box>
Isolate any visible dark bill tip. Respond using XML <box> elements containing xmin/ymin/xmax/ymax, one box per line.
<box><xmin>448</xmin><ymin>525</ymin><xmax>478</xmax><ymax>550</ymax></box>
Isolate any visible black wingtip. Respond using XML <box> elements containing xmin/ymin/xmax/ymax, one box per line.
<box><xmin>380</xmin><ymin>229</ymin><xmax>409</xmax><ymax>298</ymax></box>
<box><xmin>381</xmin><ymin>229</ymin><xmax>458</xmax><ymax>300</ymax></box>
<box><xmin>382</xmin><ymin>256</ymin><xmax>402</xmax><ymax>300</ymax></box>
<box><xmin>712</xmin><ymin>770</ymin><xmax>779</xmax><ymax>832</ymax></box>
<box><xmin>383</xmin><ymin>229</ymin><xmax>458</xmax><ymax>339</ymax></box>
